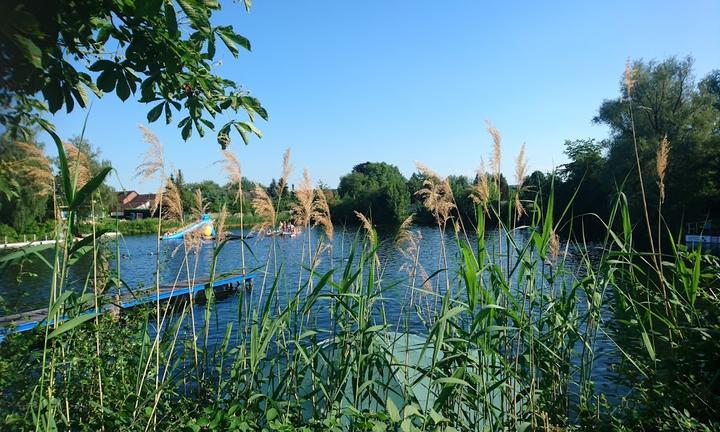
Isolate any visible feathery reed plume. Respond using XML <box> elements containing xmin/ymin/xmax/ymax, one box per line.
<box><xmin>396</xmin><ymin>213</ymin><xmax>422</xmax><ymax>290</ymax></box>
<box><xmin>219</xmin><ymin>149</ymin><xmax>243</xmax><ymax>201</ymax></box>
<box><xmin>434</xmin><ymin>180</ymin><xmax>456</xmax><ymax>224</ymax></box>
<box><xmin>163</xmin><ymin>176</ymin><xmax>184</xmax><ymax>221</ymax></box>
<box><xmin>415</xmin><ymin>263</ymin><xmax>432</xmax><ymax>295</ymax></box>
<box><xmin>486</xmin><ymin>120</ymin><xmax>502</xmax><ymax>181</ymax></box>
<box><xmin>252</xmin><ymin>185</ymin><xmax>276</xmax><ymax>234</ymax></box>
<box><xmin>276</xmin><ymin>148</ymin><xmax>293</xmax><ymax>197</ymax></box>
<box><xmin>514</xmin><ymin>191</ymin><xmax>525</xmax><ymax>222</ymax></box>
<box><xmin>291</xmin><ymin>168</ymin><xmax>313</xmax><ymax>227</ymax></box>
<box><xmin>136</xmin><ymin>125</ymin><xmax>165</xmax><ymax>182</ymax></box>
<box><xmin>183</xmin><ymin>228</ymin><xmax>204</xmax><ymax>256</ymax></box>
<box><xmin>396</xmin><ymin>218</ymin><xmax>433</xmax><ymax>306</ymax></box>
<box><xmin>415</xmin><ymin>162</ymin><xmax>439</xmax><ymax>179</ymax></box>
<box><xmin>354</xmin><ymin>210</ymin><xmax>377</xmax><ymax>245</ymax></box>
<box><xmin>136</xmin><ymin>125</ymin><xmax>166</xmax><ymax>214</ymax></box>
<box><xmin>415</xmin><ymin>162</ymin><xmax>455</xmax><ymax>225</ymax></box>
<box><xmin>548</xmin><ymin>229</ymin><xmax>560</xmax><ymax>264</ymax></box>
<box><xmin>64</xmin><ymin>142</ymin><xmax>91</xmax><ymax>188</ymax></box>
<box><xmin>134</xmin><ymin>124</ymin><xmax>167</xmax><ymax>411</ymax></box>
<box><xmin>515</xmin><ymin>144</ymin><xmax>527</xmax><ymax>187</ymax></box>
<box><xmin>514</xmin><ymin>143</ymin><xmax>528</xmax><ymax>221</ymax></box>
<box><xmin>312</xmin><ymin>188</ymin><xmax>334</xmax><ymax>241</ymax></box>
<box><xmin>471</xmin><ymin>159</ymin><xmax>491</xmax><ymax>212</ymax></box>
<box><xmin>313</xmin><ymin>243</ymin><xmax>332</xmax><ymax>267</ymax></box>
<box><xmin>394</xmin><ymin>214</ymin><xmax>415</xmax><ymax>249</ymax></box>
<box><xmin>215</xmin><ymin>204</ymin><xmax>228</xmax><ymax>243</ymax></box>
<box><xmin>452</xmin><ymin>219</ymin><xmax>460</xmax><ymax>234</ymax></box>
<box><xmin>13</xmin><ymin>142</ymin><xmax>53</xmax><ymax>197</ymax></box>
<box><xmin>656</xmin><ymin>135</ymin><xmax>669</xmax><ymax>204</ymax></box>
<box><xmin>395</xmin><ymin>214</ymin><xmax>428</xmax><ymax>298</ymax></box>
<box><xmin>624</xmin><ymin>58</ymin><xmax>636</xmax><ymax>99</ymax></box>
<box><xmin>191</xmin><ymin>188</ymin><xmax>208</xmax><ymax>220</ymax></box>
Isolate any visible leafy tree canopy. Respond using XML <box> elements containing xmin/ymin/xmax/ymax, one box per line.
<box><xmin>560</xmin><ymin>138</ymin><xmax>605</xmax><ymax>184</ymax></box>
<box><xmin>62</xmin><ymin>136</ymin><xmax>119</xmax><ymax>215</ymax></box>
<box><xmin>0</xmin><ymin>0</ymin><xmax>265</xmax><ymax>147</ymax></box>
<box><xmin>595</xmin><ymin>56</ymin><xmax>720</xmax><ymax>228</ymax></box>
<box><xmin>336</xmin><ymin>162</ymin><xmax>410</xmax><ymax>226</ymax></box>
<box><xmin>186</xmin><ymin>180</ymin><xmax>225</xmax><ymax>213</ymax></box>
<box><xmin>447</xmin><ymin>175</ymin><xmax>476</xmax><ymax>226</ymax></box>
<box><xmin>0</xmin><ymin>134</ymin><xmax>53</xmax><ymax>231</ymax></box>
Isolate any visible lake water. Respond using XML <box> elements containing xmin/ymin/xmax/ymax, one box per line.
<box><xmin>0</xmin><ymin>225</ymin><xmax>623</xmax><ymax>403</ymax></box>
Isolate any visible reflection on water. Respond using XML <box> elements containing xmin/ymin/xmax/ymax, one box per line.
<box><xmin>0</xmin><ymin>225</ymin><xmax>623</xmax><ymax>401</ymax></box>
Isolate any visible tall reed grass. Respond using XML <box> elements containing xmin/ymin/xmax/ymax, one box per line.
<box><xmin>0</xmin><ymin>122</ymin><xmax>717</xmax><ymax>432</ymax></box>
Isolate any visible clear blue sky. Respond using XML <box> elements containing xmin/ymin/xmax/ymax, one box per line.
<box><xmin>50</xmin><ymin>0</ymin><xmax>719</xmax><ymax>193</ymax></box>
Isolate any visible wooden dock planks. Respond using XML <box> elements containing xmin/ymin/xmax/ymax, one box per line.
<box><xmin>0</xmin><ymin>272</ymin><xmax>254</xmax><ymax>338</ymax></box>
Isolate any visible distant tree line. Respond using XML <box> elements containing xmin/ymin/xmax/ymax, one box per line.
<box><xmin>1</xmin><ymin>56</ymin><xmax>717</xmax><ymax>242</ymax></box>
<box><xmin>330</xmin><ymin>57</ymin><xmax>720</xmax><ymax>241</ymax></box>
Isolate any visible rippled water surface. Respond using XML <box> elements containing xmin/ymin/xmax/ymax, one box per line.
<box><xmin>0</xmin><ymin>225</ymin><xmax>623</xmax><ymax>401</ymax></box>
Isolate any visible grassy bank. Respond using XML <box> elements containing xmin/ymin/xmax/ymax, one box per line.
<box><xmin>0</xmin><ymin>221</ymin><xmax>57</xmax><ymax>244</ymax></box>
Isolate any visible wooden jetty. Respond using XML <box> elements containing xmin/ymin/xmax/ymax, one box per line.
<box><xmin>0</xmin><ymin>272</ymin><xmax>254</xmax><ymax>338</ymax></box>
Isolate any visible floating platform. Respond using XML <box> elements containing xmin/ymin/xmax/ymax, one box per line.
<box><xmin>0</xmin><ymin>272</ymin><xmax>254</xmax><ymax>339</ymax></box>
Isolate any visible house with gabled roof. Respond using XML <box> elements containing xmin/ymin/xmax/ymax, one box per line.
<box><xmin>111</xmin><ymin>191</ymin><xmax>157</xmax><ymax>219</ymax></box>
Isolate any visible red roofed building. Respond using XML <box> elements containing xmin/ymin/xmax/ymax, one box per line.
<box><xmin>111</xmin><ymin>191</ymin><xmax>157</xmax><ymax>219</ymax></box>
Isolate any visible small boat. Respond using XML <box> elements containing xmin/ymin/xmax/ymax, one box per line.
<box><xmin>265</xmin><ymin>230</ymin><xmax>297</xmax><ymax>237</ymax></box>
<box><xmin>266</xmin><ymin>225</ymin><xmax>300</xmax><ymax>238</ymax></box>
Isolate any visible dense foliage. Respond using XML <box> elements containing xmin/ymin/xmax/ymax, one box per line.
<box><xmin>0</xmin><ymin>137</ymin><xmax>52</xmax><ymax>232</ymax></box>
<box><xmin>334</xmin><ymin>162</ymin><xmax>411</xmax><ymax>226</ymax></box>
<box><xmin>515</xmin><ymin>59</ymin><xmax>719</xmax><ymax>241</ymax></box>
<box><xmin>595</xmin><ymin>57</ymin><xmax>720</xmax><ymax>234</ymax></box>
<box><xmin>0</xmin><ymin>0</ymin><xmax>265</xmax><ymax>146</ymax></box>
<box><xmin>0</xmin><ymin>132</ymin><xmax>119</xmax><ymax>233</ymax></box>
<box><xmin>167</xmin><ymin>169</ymin><xmax>262</xmax><ymax>220</ymax></box>
<box><xmin>63</xmin><ymin>136</ymin><xmax>119</xmax><ymax>215</ymax></box>
<box><xmin>331</xmin><ymin>57</ymin><xmax>720</xmax><ymax>239</ymax></box>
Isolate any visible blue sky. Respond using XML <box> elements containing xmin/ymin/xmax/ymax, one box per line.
<box><xmin>50</xmin><ymin>0</ymin><xmax>719</xmax><ymax>193</ymax></box>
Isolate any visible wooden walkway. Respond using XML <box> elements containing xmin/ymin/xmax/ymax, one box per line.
<box><xmin>0</xmin><ymin>272</ymin><xmax>254</xmax><ymax>337</ymax></box>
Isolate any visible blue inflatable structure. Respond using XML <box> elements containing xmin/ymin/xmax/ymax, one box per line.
<box><xmin>162</xmin><ymin>214</ymin><xmax>216</xmax><ymax>240</ymax></box>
